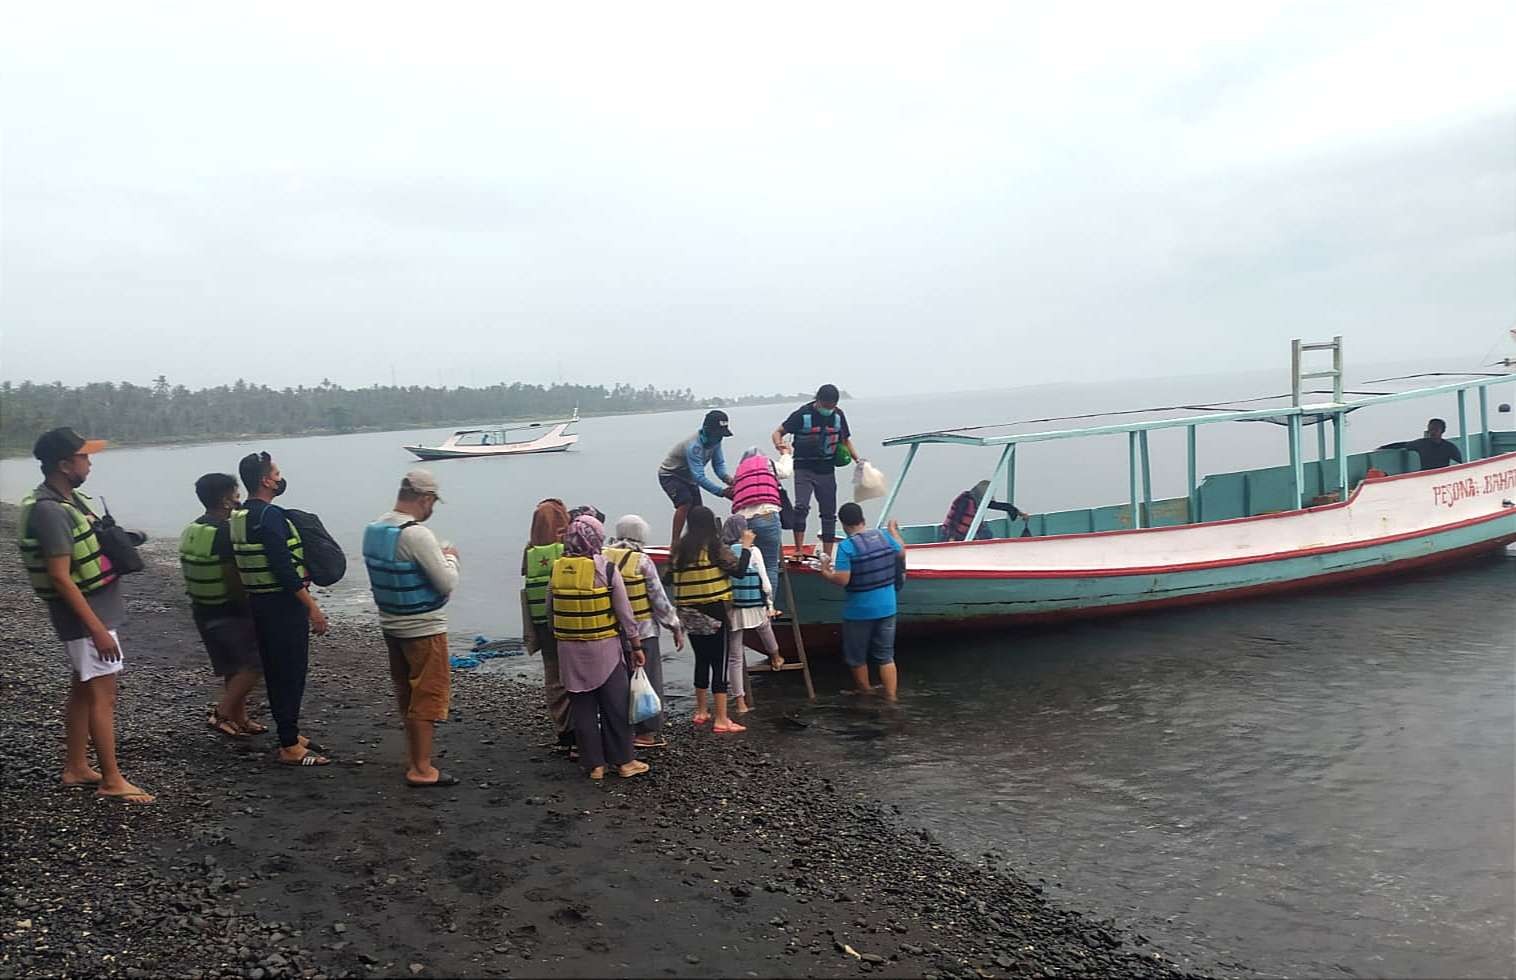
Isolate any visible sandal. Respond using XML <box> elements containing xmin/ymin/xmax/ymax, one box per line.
<box><xmin>588</xmin><ymin>766</ymin><xmax>607</xmax><ymax>781</ymax></box>
<box><xmin>276</xmin><ymin>748</ymin><xmax>331</xmax><ymax>767</ymax></box>
<box><xmin>633</xmin><ymin>736</ymin><xmax>668</xmax><ymax>749</ymax></box>
<box><xmin>691</xmin><ymin>713</ymin><xmax>712</xmax><ymax>727</ymax></box>
<box><xmin>238</xmin><ymin>719</ymin><xmax>269</xmax><ymax>735</ymax></box>
<box><xmin>711</xmin><ymin>721</ymin><xmax>747</xmax><ymax>734</ymax></box>
<box><xmin>406</xmin><ymin>771</ymin><xmax>460</xmax><ymax>788</ymax></box>
<box><xmin>616</xmin><ymin>761</ymin><xmax>650</xmax><ymax>778</ymax></box>
<box><xmin>207</xmin><ymin>710</ymin><xmax>247</xmax><ymax>738</ymax></box>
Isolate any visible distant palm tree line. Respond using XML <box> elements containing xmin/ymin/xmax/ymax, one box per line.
<box><xmin>0</xmin><ymin>376</ymin><xmax>818</xmax><ymax>455</ymax></box>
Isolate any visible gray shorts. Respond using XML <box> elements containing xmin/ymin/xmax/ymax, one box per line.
<box><xmin>842</xmin><ymin>615</ymin><xmax>897</xmax><ymax>668</ymax></box>
<box><xmin>196</xmin><ymin>616</ymin><xmax>262</xmax><ymax>677</ymax></box>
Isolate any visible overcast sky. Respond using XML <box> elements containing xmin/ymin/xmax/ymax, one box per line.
<box><xmin>2</xmin><ymin>1</ymin><xmax>1513</xmax><ymax>397</ymax></box>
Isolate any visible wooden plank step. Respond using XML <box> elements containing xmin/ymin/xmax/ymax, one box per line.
<box><xmin>744</xmin><ymin>662</ymin><xmax>807</xmax><ymax>672</ymax></box>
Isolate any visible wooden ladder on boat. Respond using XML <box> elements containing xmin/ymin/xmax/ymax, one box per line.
<box><xmin>744</xmin><ymin>564</ymin><xmax>815</xmax><ymax>703</ymax></box>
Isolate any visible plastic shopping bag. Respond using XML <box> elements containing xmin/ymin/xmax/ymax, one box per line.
<box><xmin>852</xmin><ymin>460</ymin><xmax>888</xmax><ymax>502</ymax></box>
<box><xmin>629</xmin><ymin>667</ymin><xmax>662</xmax><ymax>725</ymax></box>
<box><xmin>775</xmin><ymin>452</ymin><xmax>795</xmax><ymax>481</ymax></box>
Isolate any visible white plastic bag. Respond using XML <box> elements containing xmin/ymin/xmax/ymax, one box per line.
<box><xmin>852</xmin><ymin>460</ymin><xmax>887</xmax><ymax>502</ymax></box>
<box><xmin>629</xmin><ymin>667</ymin><xmax>661</xmax><ymax>725</ymax></box>
<box><xmin>774</xmin><ymin>452</ymin><xmax>795</xmax><ymax>481</ymax></box>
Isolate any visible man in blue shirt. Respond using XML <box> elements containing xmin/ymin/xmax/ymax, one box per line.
<box><xmin>818</xmin><ymin>502</ymin><xmax>906</xmax><ymax>701</ymax></box>
<box><xmin>657</xmin><ymin>410</ymin><xmax>734</xmax><ymax>547</ymax></box>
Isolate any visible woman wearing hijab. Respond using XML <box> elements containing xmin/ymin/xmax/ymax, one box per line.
<box><xmin>522</xmin><ymin>499</ymin><xmax>574</xmax><ymax>752</ymax></box>
<box><xmin>604</xmin><ymin>515</ymin><xmax>684</xmax><ymax>748</ymax></box>
<box><xmin>546</xmin><ymin>515</ymin><xmax>650</xmax><ymax>779</ymax></box>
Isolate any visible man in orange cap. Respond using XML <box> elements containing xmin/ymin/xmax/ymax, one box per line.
<box><xmin>17</xmin><ymin>427</ymin><xmax>153</xmax><ymax>803</ymax></box>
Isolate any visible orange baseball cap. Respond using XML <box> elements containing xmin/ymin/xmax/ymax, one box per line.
<box><xmin>32</xmin><ymin>427</ymin><xmax>108</xmax><ymax>464</ymax></box>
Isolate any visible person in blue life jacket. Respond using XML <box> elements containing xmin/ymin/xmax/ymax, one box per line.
<box><xmin>658</xmin><ymin>410</ymin><xmax>735</xmax><ymax>550</ymax></box>
<box><xmin>363</xmin><ymin>469</ymin><xmax>461</xmax><ymax>787</ymax></box>
<box><xmin>817</xmin><ymin>502</ymin><xmax>907</xmax><ymax>701</ymax></box>
<box><xmin>772</xmin><ymin>384</ymin><xmax>861</xmax><ymax>559</ymax></box>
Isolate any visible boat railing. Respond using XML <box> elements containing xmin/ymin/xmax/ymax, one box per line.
<box><xmin>876</xmin><ymin>339</ymin><xmax>1516</xmax><ymax>535</ymax></box>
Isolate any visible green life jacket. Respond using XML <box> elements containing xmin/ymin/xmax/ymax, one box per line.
<box><xmin>179</xmin><ymin>521</ymin><xmax>231</xmax><ymax>607</ymax></box>
<box><xmin>16</xmin><ymin>490</ymin><xmax>118</xmax><ymax>600</ymax></box>
<box><xmin>524</xmin><ymin>542</ymin><xmax>564</xmax><ymax>624</ymax></box>
<box><xmin>229</xmin><ymin>507</ymin><xmax>307</xmax><ymax>595</ymax></box>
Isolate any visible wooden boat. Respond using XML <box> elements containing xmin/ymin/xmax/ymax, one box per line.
<box><xmin>658</xmin><ymin>338</ymin><xmax>1516</xmax><ymax>653</ymax></box>
<box><xmin>404</xmin><ymin>411</ymin><xmax>578</xmax><ymax>461</ymax></box>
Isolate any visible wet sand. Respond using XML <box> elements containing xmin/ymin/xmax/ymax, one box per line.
<box><xmin>0</xmin><ymin>504</ymin><xmax>1213</xmax><ymax>979</ymax></box>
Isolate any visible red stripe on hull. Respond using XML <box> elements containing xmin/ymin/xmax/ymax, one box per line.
<box><xmin>779</xmin><ymin>534</ymin><xmax>1516</xmax><ymax>656</ymax></box>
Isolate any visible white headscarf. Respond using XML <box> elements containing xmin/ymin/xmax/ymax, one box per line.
<box><xmin>606</xmin><ymin>514</ymin><xmax>652</xmax><ymax>552</ymax></box>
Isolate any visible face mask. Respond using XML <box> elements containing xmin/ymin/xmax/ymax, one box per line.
<box><xmin>271</xmin><ymin>478</ymin><xmax>288</xmax><ymax>497</ymax></box>
<box><xmin>816</xmin><ymin>406</ymin><xmax>835</xmax><ymax>418</ymax></box>
<box><xmin>65</xmin><ymin>468</ymin><xmax>86</xmax><ymax>489</ymax></box>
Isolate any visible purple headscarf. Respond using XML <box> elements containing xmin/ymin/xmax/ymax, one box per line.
<box><xmin>564</xmin><ymin>515</ymin><xmax>605</xmax><ymax>557</ymax></box>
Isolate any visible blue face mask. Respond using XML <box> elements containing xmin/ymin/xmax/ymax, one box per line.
<box><xmin>816</xmin><ymin>406</ymin><xmax>835</xmax><ymax>418</ymax></box>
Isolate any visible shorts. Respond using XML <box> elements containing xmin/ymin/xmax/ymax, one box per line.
<box><xmin>64</xmin><ymin>631</ymin><xmax>124</xmax><ymax>683</ymax></box>
<box><xmin>841</xmin><ymin>616</ymin><xmax>896</xmax><ymax>668</ymax></box>
<box><xmin>196</xmin><ymin>616</ymin><xmax>263</xmax><ymax>677</ymax></box>
<box><xmin>659</xmin><ymin>471</ymin><xmax>702</xmax><ymax>509</ymax></box>
<box><xmin>386</xmin><ymin>633</ymin><xmax>451</xmax><ymax>722</ymax></box>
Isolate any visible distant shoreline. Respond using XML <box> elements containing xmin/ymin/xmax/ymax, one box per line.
<box><xmin>0</xmin><ymin>398</ymin><xmax>802</xmax><ymax>460</ymax></box>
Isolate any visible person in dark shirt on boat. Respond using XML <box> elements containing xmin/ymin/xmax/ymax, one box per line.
<box><xmin>1378</xmin><ymin>418</ymin><xmax>1463</xmax><ymax>471</ymax></box>
<box><xmin>940</xmin><ymin>480</ymin><xmax>1026</xmax><ymax>542</ymax></box>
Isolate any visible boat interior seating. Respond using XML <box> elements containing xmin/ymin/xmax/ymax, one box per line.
<box><xmin>900</xmin><ymin>430</ymin><xmax>1516</xmax><ymax>545</ymax></box>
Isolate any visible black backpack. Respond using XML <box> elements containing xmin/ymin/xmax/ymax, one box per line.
<box><xmin>284</xmin><ymin>509</ymin><xmax>347</xmax><ymax>586</ymax></box>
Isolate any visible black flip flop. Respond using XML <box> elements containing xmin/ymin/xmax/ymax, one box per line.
<box><xmin>406</xmin><ymin>772</ymin><xmax>460</xmax><ymax>789</ymax></box>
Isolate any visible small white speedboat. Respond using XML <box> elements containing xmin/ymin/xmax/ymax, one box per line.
<box><xmin>404</xmin><ymin>411</ymin><xmax>579</xmax><ymax>461</ymax></box>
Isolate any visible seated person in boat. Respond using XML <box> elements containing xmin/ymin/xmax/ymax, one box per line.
<box><xmin>1377</xmin><ymin>418</ymin><xmax>1463</xmax><ymax>471</ymax></box>
<box><xmin>939</xmin><ymin>480</ymin><xmax>1025</xmax><ymax>541</ymax></box>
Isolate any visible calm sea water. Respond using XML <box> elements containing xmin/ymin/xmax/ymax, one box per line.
<box><xmin>5</xmin><ymin>369</ymin><xmax>1514</xmax><ymax>977</ymax></box>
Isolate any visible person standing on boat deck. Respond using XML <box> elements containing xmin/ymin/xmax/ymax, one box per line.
<box><xmin>721</xmin><ymin>515</ymin><xmax>783</xmax><ymax>716</ymax></box>
<box><xmin>672</xmin><ymin>506</ymin><xmax>755</xmax><ymax>733</ymax></box>
<box><xmin>659</xmin><ymin>410</ymin><xmax>735</xmax><ymax>549</ymax></box>
<box><xmin>547</xmin><ymin>515</ymin><xmax>650</xmax><ymax>780</ymax></box>
<box><xmin>1378</xmin><ymin>418</ymin><xmax>1464</xmax><ymax>470</ymax></box>
<box><xmin>604</xmin><ymin>515</ymin><xmax>685</xmax><ymax>748</ymax></box>
<box><xmin>819</xmin><ymin>503</ymin><xmax>906</xmax><ymax>701</ymax></box>
<box><xmin>731</xmin><ymin>447</ymin><xmax>786</xmax><ymax>608</ymax></box>
<box><xmin>522</xmin><ymin>498</ymin><xmax>575</xmax><ymax>755</ymax></box>
<box><xmin>363</xmin><ymin>469</ymin><xmax>461</xmax><ymax>788</ymax></box>
<box><xmin>773</xmin><ymin>384</ymin><xmax>860</xmax><ymax>558</ymax></box>
<box><xmin>18</xmin><ymin>427</ymin><xmax>153</xmax><ymax>803</ymax></box>
<box><xmin>940</xmin><ymin>480</ymin><xmax>1027</xmax><ymax>542</ymax></box>
<box><xmin>181</xmin><ymin>472</ymin><xmax>265</xmax><ymax>740</ymax></box>
<box><xmin>233</xmin><ymin>451</ymin><xmax>330</xmax><ymax>767</ymax></box>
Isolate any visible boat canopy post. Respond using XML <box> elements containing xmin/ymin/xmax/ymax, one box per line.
<box><xmin>1457</xmin><ymin>388</ymin><xmax>1471</xmax><ymax>462</ymax></box>
<box><xmin>1334</xmin><ymin>413</ymin><xmax>1348</xmax><ymax>497</ymax></box>
<box><xmin>1127</xmin><ymin>431</ymin><xmax>1142</xmax><ymax>529</ymax></box>
<box><xmin>1315</xmin><ymin>415</ymin><xmax>1329</xmax><ymax>492</ymax></box>
<box><xmin>875</xmin><ymin>442</ymin><xmax>919</xmax><ymax>527</ymax></box>
<box><xmin>1005</xmin><ymin>444</ymin><xmax>1017</xmax><ymax>518</ymax></box>
<box><xmin>1138</xmin><ymin>430</ymin><xmax>1153</xmax><ymax>525</ymax></box>
<box><xmin>966</xmin><ymin>444</ymin><xmax>1015</xmax><ymax>541</ymax></box>
<box><xmin>1478</xmin><ymin>386</ymin><xmax>1491</xmax><ymax>460</ymax></box>
<box><xmin>1186</xmin><ymin>424</ymin><xmax>1198</xmax><ymax>523</ymax></box>
<box><xmin>1288</xmin><ymin>414</ymin><xmax>1305</xmax><ymax>508</ymax></box>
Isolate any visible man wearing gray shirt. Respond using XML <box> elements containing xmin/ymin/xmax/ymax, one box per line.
<box><xmin>16</xmin><ymin>427</ymin><xmax>152</xmax><ymax>804</ymax></box>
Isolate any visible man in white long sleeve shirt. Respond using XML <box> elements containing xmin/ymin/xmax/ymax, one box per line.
<box><xmin>362</xmin><ymin>470</ymin><xmax>461</xmax><ymax>787</ymax></box>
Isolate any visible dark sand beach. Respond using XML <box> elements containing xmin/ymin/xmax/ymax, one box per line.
<box><xmin>0</xmin><ymin>504</ymin><xmax>1210</xmax><ymax>979</ymax></box>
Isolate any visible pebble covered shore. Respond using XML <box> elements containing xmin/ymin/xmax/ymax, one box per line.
<box><xmin>0</xmin><ymin>503</ymin><xmax>1218</xmax><ymax>979</ymax></box>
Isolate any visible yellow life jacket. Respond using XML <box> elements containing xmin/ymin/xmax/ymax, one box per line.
<box><xmin>229</xmin><ymin>507</ymin><xmax>307</xmax><ymax>594</ymax></box>
<box><xmin>16</xmin><ymin>491</ymin><xmax>117</xmax><ymax>600</ymax></box>
<box><xmin>179</xmin><ymin>521</ymin><xmax>232</xmax><ymax>606</ymax></box>
<box><xmin>550</xmin><ymin>556</ymin><xmax>618</xmax><ymax>641</ymax></box>
<box><xmin>672</xmin><ymin>548</ymin><xmax>732</xmax><ymax>605</ymax></box>
<box><xmin>603</xmin><ymin>547</ymin><xmax>652</xmax><ymax>622</ymax></box>
<box><xmin>523</xmin><ymin>542</ymin><xmax>564</xmax><ymax>624</ymax></box>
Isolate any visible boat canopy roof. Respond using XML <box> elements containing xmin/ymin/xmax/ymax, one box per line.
<box><xmin>882</xmin><ymin>371</ymin><xmax>1516</xmax><ymax>449</ymax></box>
<box><xmin>452</xmin><ymin>413</ymin><xmax>578</xmax><ymax>435</ymax></box>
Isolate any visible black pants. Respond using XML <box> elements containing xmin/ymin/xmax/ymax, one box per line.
<box><xmin>569</xmin><ymin>666</ymin><xmax>633</xmax><ymax>770</ymax></box>
<box><xmin>691</xmin><ymin>626</ymin><xmax>730</xmax><ymax>694</ymax></box>
<box><xmin>250</xmin><ymin>594</ymin><xmax>310</xmax><ymax>748</ymax></box>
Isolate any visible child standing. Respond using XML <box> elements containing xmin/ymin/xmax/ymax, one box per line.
<box><xmin>721</xmin><ymin>515</ymin><xmax>783</xmax><ymax>715</ymax></box>
<box><xmin>671</xmin><ymin>506</ymin><xmax>753</xmax><ymax>734</ymax></box>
